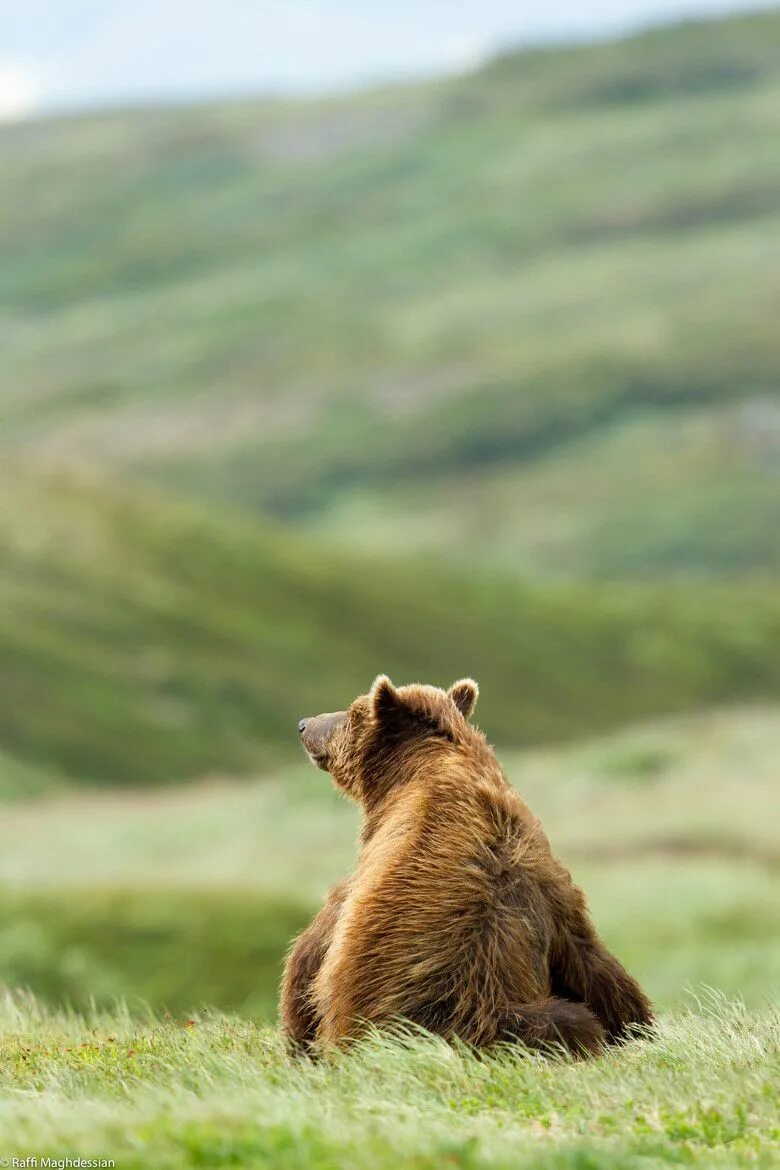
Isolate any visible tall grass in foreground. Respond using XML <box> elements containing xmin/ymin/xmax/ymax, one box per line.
<box><xmin>0</xmin><ymin>993</ymin><xmax>776</xmax><ymax>1169</ymax></box>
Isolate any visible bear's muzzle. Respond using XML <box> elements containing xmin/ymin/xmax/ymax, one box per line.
<box><xmin>298</xmin><ymin>710</ymin><xmax>347</xmax><ymax>771</ymax></box>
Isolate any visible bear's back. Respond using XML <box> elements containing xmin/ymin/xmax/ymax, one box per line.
<box><xmin>313</xmin><ymin>766</ymin><xmax>556</xmax><ymax>1044</ymax></box>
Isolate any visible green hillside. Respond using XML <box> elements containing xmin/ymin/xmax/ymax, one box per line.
<box><xmin>1</xmin><ymin>465</ymin><xmax>780</xmax><ymax>785</ymax></box>
<box><xmin>1</xmin><ymin>11</ymin><xmax>779</xmax><ymax>576</ymax></box>
<box><xmin>306</xmin><ymin>404</ymin><xmax>780</xmax><ymax>576</ymax></box>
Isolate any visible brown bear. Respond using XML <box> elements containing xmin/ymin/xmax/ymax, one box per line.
<box><xmin>280</xmin><ymin>676</ymin><xmax>652</xmax><ymax>1056</ymax></box>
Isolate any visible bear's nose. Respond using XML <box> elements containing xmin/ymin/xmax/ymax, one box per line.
<box><xmin>298</xmin><ymin>719</ymin><xmax>308</xmax><ymax>735</ymax></box>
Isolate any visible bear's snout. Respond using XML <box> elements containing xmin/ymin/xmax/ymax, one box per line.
<box><xmin>299</xmin><ymin>710</ymin><xmax>346</xmax><ymax>771</ymax></box>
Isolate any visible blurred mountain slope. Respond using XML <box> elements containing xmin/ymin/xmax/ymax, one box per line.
<box><xmin>307</xmin><ymin>403</ymin><xmax>780</xmax><ymax>576</ymax></box>
<box><xmin>1</xmin><ymin>466</ymin><xmax>779</xmax><ymax>785</ymax></box>
<box><xmin>1</xmin><ymin>10</ymin><xmax>778</xmax><ymax>575</ymax></box>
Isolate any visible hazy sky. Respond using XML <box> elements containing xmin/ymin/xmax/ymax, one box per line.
<box><xmin>0</xmin><ymin>0</ymin><xmax>775</xmax><ymax>119</ymax></box>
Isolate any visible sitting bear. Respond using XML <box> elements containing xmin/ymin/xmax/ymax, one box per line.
<box><xmin>281</xmin><ymin>676</ymin><xmax>652</xmax><ymax>1056</ymax></box>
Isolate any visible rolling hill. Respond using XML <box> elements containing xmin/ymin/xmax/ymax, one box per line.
<box><xmin>1</xmin><ymin>465</ymin><xmax>779</xmax><ymax>785</ymax></box>
<box><xmin>0</xmin><ymin>10</ymin><xmax>778</xmax><ymax>577</ymax></box>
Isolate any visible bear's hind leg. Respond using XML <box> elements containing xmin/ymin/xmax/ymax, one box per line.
<box><xmin>551</xmin><ymin>931</ymin><xmax>653</xmax><ymax>1044</ymax></box>
<box><xmin>495</xmin><ymin>998</ymin><xmax>605</xmax><ymax>1058</ymax></box>
<box><xmin>280</xmin><ymin>879</ymin><xmax>349</xmax><ymax>1053</ymax></box>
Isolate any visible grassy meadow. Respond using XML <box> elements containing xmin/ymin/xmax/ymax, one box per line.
<box><xmin>0</xmin><ymin>7</ymin><xmax>779</xmax><ymax>1166</ymax></box>
<box><xmin>0</xmin><ymin>707</ymin><xmax>778</xmax><ymax>1167</ymax></box>
<box><xmin>0</xmin><ymin>996</ymin><xmax>777</xmax><ymax>1170</ymax></box>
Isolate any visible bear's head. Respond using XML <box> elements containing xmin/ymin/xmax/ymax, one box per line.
<box><xmin>298</xmin><ymin>676</ymin><xmax>479</xmax><ymax>807</ymax></box>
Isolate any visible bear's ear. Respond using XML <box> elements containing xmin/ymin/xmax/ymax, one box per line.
<box><xmin>448</xmin><ymin>678</ymin><xmax>479</xmax><ymax>720</ymax></box>
<box><xmin>370</xmin><ymin>674</ymin><xmax>405</xmax><ymax>724</ymax></box>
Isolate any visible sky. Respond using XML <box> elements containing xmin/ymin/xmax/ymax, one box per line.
<box><xmin>0</xmin><ymin>0</ymin><xmax>775</xmax><ymax>120</ymax></box>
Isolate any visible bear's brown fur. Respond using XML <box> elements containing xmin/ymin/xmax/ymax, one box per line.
<box><xmin>281</xmin><ymin>676</ymin><xmax>652</xmax><ymax>1057</ymax></box>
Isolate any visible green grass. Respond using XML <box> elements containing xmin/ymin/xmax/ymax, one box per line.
<box><xmin>3</xmin><ymin>466</ymin><xmax>780</xmax><ymax>784</ymax></box>
<box><xmin>0</xmin><ymin>995</ymin><xmax>777</xmax><ymax>1169</ymax></box>
<box><xmin>1</xmin><ymin>11</ymin><xmax>779</xmax><ymax>575</ymax></box>
<box><xmin>0</xmin><ymin>889</ymin><xmax>310</xmax><ymax>1020</ymax></box>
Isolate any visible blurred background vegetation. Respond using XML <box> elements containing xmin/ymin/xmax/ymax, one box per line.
<box><xmin>0</xmin><ymin>8</ymin><xmax>778</xmax><ymax>1019</ymax></box>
